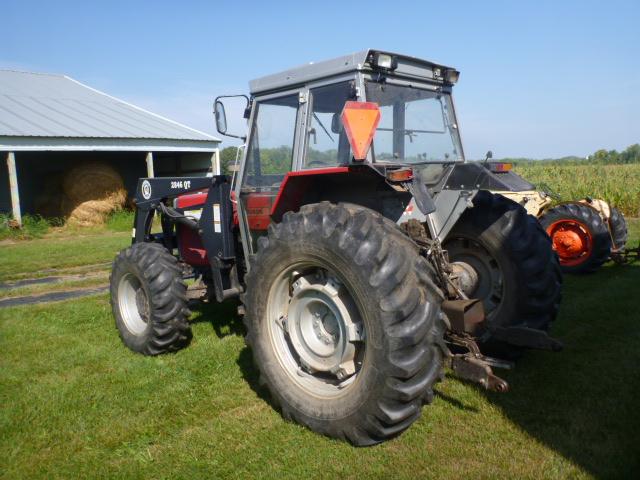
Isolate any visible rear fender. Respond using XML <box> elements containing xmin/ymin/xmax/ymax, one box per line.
<box><xmin>270</xmin><ymin>166</ymin><xmax>405</xmax><ymax>222</ymax></box>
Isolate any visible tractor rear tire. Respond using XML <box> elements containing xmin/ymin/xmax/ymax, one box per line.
<box><xmin>539</xmin><ymin>203</ymin><xmax>611</xmax><ymax>274</ymax></box>
<box><xmin>110</xmin><ymin>242</ymin><xmax>192</xmax><ymax>355</ymax></box>
<box><xmin>444</xmin><ymin>191</ymin><xmax>562</xmax><ymax>343</ymax></box>
<box><xmin>609</xmin><ymin>206</ymin><xmax>628</xmax><ymax>252</ymax></box>
<box><xmin>243</xmin><ymin>202</ymin><xmax>445</xmax><ymax>446</ymax></box>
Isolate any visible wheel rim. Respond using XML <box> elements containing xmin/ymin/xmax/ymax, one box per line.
<box><xmin>266</xmin><ymin>264</ymin><xmax>365</xmax><ymax>398</ymax></box>
<box><xmin>118</xmin><ymin>272</ymin><xmax>150</xmax><ymax>335</ymax></box>
<box><xmin>446</xmin><ymin>237</ymin><xmax>504</xmax><ymax>319</ymax></box>
<box><xmin>546</xmin><ymin>220</ymin><xmax>593</xmax><ymax>266</ymax></box>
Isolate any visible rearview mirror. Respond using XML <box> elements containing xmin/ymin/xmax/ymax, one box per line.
<box><xmin>214</xmin><ymin>100</ymin><xmax>227</xmax><ymax>135</ymax></box>
<box><xmin>213</xmin><ymin>95</ymin><xmax>250</xmax><ymax>140</ymax></box>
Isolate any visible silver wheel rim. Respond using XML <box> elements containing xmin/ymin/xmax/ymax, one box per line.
<box><xmin>118</xmin><ymin>272</ymin><xmax>150</xmax><ymax>335</ymax></box>
<box><xmin>266</xmin><ymin>264</ymin><xmax>365</xmax><ymax>398</ymax></box>
<box><xmin>447</xmin><ymin>237</ymin><xmax>504</xmax><ymax>318</ymax></box>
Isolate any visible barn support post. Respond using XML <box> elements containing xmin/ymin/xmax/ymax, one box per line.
<box><xmin>146</xmin><ymin>151</ymin><xmax>154</xmax><ymax>178</ymax></box>
<box><xmin>212</xmin><ymin>148</ymin><xmax>221</xmax><ymax>175</ymax></box>
<box><xmin>6</xmin><ymin>151</ymin><xmax>22</xmax><ymax>227</ymax></box>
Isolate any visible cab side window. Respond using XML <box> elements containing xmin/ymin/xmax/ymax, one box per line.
<box><xmin>304</xmin><ymin>82</ymin><xmax>353</xmax><ymax>168</ymax></box>
<box><xmin>243</xmin><ymin>94</ymin><xmax>299</xmax><ymax>189</ymax></box>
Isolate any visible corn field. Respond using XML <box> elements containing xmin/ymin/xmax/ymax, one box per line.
<box><xmin>514</xmin><ymin>163</ymin><xmax>640</xmax><ymax>217</ymax></box>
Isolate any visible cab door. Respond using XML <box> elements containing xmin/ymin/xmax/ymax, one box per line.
<box><xmin>236</xmin><ymin>90</ymin><xmax>306</xmax><ymax>255</ymax></box>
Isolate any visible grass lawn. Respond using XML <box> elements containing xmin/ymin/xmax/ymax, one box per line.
<box><xmin>0</xmin><ymin>221</ymin><xmax>638</xmax><ymax>479</ymax></box>
<box><xmin>0</xmin><ymin>232</ymin><xmax>130</xmax><ymax>281</ymax></box>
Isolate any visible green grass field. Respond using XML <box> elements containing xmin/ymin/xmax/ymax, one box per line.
<box><xmin>1</xmin><ymin>220</ymin><xmax>638</xmax><ymax>478</ymax></box>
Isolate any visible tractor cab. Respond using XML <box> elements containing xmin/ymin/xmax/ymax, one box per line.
<box><xmin>215</xmin><ymin>50</ymin><xmax>465</xmax><ymax>256</ymax></box>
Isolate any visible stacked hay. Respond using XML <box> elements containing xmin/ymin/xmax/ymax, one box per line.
<box><xmin>61</xmin><ymin>162</ymin><xmax>127</xmax><ymax>226</ymax></box>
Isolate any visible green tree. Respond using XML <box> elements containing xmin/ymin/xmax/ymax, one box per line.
<box><xmin>220</xmin><ymin>146</ymin><xmax>239</xmax><ymax>174</ymax></box>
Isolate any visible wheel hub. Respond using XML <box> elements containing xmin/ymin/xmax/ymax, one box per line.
<box><xmin>118</xmin><ymin>273</ymin><xmax>150</xmax><ymax>335</ymax></box>
<box><xmin>546</xmin><ymin>220</ymin><xmax>592</xmax><ymax>265</ymax></box>
<box><xmin>286</xmin><ymin>274</ymin><xmax>361</xmax><ymax>377</ymax></box>
<box><xmin>446</xmin><ymin>237</ymin><xmax>504</xmax><ymax>317</ymax></box>
<box><xmin>267</xmin><ymin>266</ymin><xmax>365</xmax><ymax>396</ymax></box>
<box><xmin>451</xmin><ymin>261</ymin><xmax>480</xmax><ymax>296</ymax></box>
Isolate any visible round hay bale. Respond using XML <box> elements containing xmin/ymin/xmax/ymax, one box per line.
<box><xmin>63</xmin><ymin>162</ymin><xmax>124</xmax><ymax>204</ymax></box>
<box><xmin>61</xmin><ymin>162</ymin><xmax>127</xmax><ymax>227</ymax></box>
<box><xmin>65</xmin><ymin>189</ymin><xmax>127</xmax><ymax>227</ymax></box>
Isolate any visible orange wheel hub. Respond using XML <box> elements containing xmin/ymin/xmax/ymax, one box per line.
<box><xmin>546</xmin><ymin>220</ymin><xmax>593</xmax><ymax>266</ymax></box>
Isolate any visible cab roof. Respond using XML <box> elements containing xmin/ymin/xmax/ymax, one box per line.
<box><xmin>249</xmin><ymin>49</ymin><xmax>457</xmax><ymax>95</ymax></box>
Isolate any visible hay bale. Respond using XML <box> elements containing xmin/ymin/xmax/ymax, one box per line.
<box><xmin>64</xmin><ymin>189</ymin><xmax>127</xmax><ymax>227</ymax></box>
<box><xmin>61</xmin><ymin>162</ymin><xmax>127</xmax><ymax>226</ymax></box>
<box><xmin>63</xmin><ymin>162</ymin><xmax>124</xmax><ymax>203</ymax></box>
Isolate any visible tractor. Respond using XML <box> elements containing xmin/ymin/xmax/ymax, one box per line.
<box><xmin>110</xmin><ymin>50</ymin><xmax>562</xmax><ymax>445</ymax></box>
<box><xmin>472</xmin><ymin>160</ymin><xmax>630</xmax><ymax>273</ymax></box>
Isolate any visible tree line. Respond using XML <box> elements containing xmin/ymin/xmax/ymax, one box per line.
<box><xmin>503</xmin><ymin>144</ymin><xmax>640</xmax><ymax>166</ymax></box>
<box><xmin>219</xmin><ymin>143</ymin><xmax>640</xmax><ymax>173</ymax></box>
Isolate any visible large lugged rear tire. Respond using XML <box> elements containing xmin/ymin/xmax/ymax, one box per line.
<box><xmin>110</xmin><ymin>242</ymin><xmax>192</xmax><ymax>355</ymax></box>
<box><xmin>444</xmin><ymin>191</ymin><xmax>562</xmax><ymax>338</ymax></box>
<box><xmin>243</xmin><ymin>202</ymin><xmax>445</xmax><ymax>446</ymax></box>
<box><xmin>609</xmin><ymin>206</ymin><xmax>628</xmax><ymax>252</ymax></box>
<box><xmin>539</xmin><ymin>203</ymin><xmax>611</xmax><ymax>274</ymax></box>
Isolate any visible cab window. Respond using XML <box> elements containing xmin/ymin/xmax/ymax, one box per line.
<box><xmin>243</xmin><ymin>94</ymin><xmax>299</xmax><ymax>189</ymax></box>
<box><xmin>304</xmin><ymin>82</ymin><xmax>354</xmax><ymax>168</ymax></box>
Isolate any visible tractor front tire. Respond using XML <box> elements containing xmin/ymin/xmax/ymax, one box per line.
<box><xmin>243</xmin><ymin>202</ymin><xmax>445</xmax><ymax>446</ymax></box>
<box><xmin>444</xmin><ymin>191</ymin><xmax>562</xmax><ymax>342</ymax></box>
<box><xmin>539</xmin><ymin>203</ymin><xmax>612</xmax><ymax>274</ymax></box>
<box><xmin>110</xmin><ymin>242</ymin><xmax>192</xmax><ymax>355</ymax></box>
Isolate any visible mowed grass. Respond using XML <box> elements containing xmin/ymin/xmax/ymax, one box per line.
<box><xmin>515</xmin><ymin>162</ymin><xmax>640</xmax><ymax>217</ymax></box>
<box><xmin>0</xmin><ymin>232</ymin><xmax>130</xmax><ymax>281</ymax></box>
<box><xmin>0</xmin><ymin>221</ymin><xmax>639</xmax><ymax>478</ymax></box>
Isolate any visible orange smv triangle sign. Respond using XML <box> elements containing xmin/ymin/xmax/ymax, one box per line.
<box><xmin>341</xmin><ymin>101</ymin><xmax>381</xmax><ymax>161</ymax></box>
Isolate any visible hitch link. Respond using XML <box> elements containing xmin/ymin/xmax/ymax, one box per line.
<box><xmin>441</xmin><ymin>299</ymin><xmax>510</xmax><ymax>393</ymax></box>
<box><xmin>451</xmin><ymin>355</ymin><xmax>509</xmax><ymax>393</ymax></box>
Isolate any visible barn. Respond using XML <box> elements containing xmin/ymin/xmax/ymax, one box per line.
<box><xmin>0</xmin><ymin>69</ymin><xmax>221</xmax><ymax>225</ymax></box>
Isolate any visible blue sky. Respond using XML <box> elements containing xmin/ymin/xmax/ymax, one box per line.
<box><xmin>2</xmin><ymin>0</ymin><xmax>639</xmax><ymax>158</ymax></box>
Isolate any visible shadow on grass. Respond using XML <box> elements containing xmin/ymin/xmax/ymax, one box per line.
<box><xmin>188</xmin><ymin>298</ymin><xmax>276</xmax><ymax>406</ymax></box>
<box><xmin>236</xmin><ymin>346</ymin><xmax>276</xmax><ymax>407</ymax></box>
<box><xmin>189</xmin><ymin>299</ymin><xmax>245</xmax><ymax>338</ymax></box>
<box><xmin>434</xmin><ymin>386</ymin><xmax>480</xmax><ymax>413</ymax></box>
<box><xmin>484</xmin><ymin>263</ymin><xmax>640</xmax><ymax>478</ymax></box>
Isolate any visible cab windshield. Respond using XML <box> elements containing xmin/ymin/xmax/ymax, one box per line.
<box><xmin>365</xmin><ymin>81</ymin><xmax>463</xmax><ymax>164</ymax></box>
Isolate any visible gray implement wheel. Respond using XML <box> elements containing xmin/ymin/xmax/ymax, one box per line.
<box><xmin>444</xmin><ymin>191</ymin><xmax>562</xmax><ymax>343</ymax></box>
<box><xmin>110</xmin><ymin>242</ymin><xmax>191</xmax><ymax>355</ymax></box>
<box><xmin>243</xmin><ymin>202</ymin><xmax>445</xmax><ymax>445</ymax></box>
